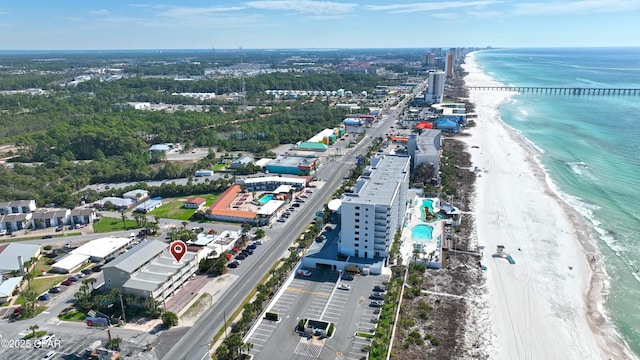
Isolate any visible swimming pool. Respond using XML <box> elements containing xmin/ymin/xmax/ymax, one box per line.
<box><xmin>411</xmin><ymin>224</ymin><xmax>434</xmax><ymax>242</ymax></box>
<box><xmin>420</xmin><ymin>199</ymin><xmax>435</xmax><ymax>221</ymax></box>
<box><xmin>257</xmin><ymin>194</ymin><xmax>275</xmax><ymax>204</ymax></box>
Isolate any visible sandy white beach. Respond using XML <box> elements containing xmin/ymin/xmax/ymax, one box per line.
<box><xmin>462</xmin><ymin>53</ymin><xmax>634</xmax><ymax>360</ymax></box>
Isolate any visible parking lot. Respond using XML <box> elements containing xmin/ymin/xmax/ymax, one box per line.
<box><xmin>245</xmin><ymin>268</ymin><xmax>390</xmax><ymax>359</ymax></box>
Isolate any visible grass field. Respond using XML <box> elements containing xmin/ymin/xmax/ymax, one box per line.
<box><xmin>58</xmin><ymin>308</ymin><xmax>87</xmax><ymax>322</ymax></box>
<box><xmin>93</xmin><ymin>218</ymin><xmax>139</xmax><ymax>233</ymax></box>
<box><xmin>214</xmin><ymin>163</ymin><xmax>227</xmax><ymax>171</ymax></box>
<box><xmin>149</xmin><ymin>194</ymin><xmax>219</xmax><ymax>221</ymax></box>
<box><xmin>30</xmin><ymin>275</ymin><xmax>67</xmax><ymax>295</ymax></box>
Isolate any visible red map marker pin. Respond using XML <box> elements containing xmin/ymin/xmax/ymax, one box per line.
<box><xmin>170</xmin><ymin>240</ymin><xmax>187</xmax><ymax>262</ymax></box>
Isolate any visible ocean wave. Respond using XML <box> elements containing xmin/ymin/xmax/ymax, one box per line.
<box><xmin>536</xmin><ymin>58</ymin><xmax>640</xmax><ymax>72</ymax></box>
<box><xmin>567</xmin><ymin>161</ymin><xmax>598</xmax><ymax>180</ymax></box>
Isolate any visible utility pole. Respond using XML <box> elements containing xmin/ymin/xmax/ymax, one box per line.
<box><xmin>119</xmin><ymin>292</ymin><xmax>127</xmax><ymax>323</ymax></box>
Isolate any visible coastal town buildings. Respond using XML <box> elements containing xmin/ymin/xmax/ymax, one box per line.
<box><xmin>407</xmin><ymin>129</ymin><xmax>442</xmax><ymax>178</ymax></box>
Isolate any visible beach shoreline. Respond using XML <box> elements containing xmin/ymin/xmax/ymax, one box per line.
<box><xmin>461</xmin><ymin>52</ymin><xmax>636</xmax><ymax>360</ymax></box>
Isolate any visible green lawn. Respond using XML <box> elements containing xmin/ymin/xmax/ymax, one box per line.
<box><xmin>149</xmin><ymin>194</ymin><xmax>219</xmax><ymax>221</ymax></box>
<box><xmin>149</xmin><ymin>199</ymin><xmax>196</xmax><ymax>221</ymax></box>
<box><xmin>93</xmin><ymin>218</ymin><xmax>139</xmax><ymax>233</ymax></box>
<box><xmin>58</xmin><ymin>308</ymin><xmax>87</xmax><ymax>322</ymax></box>
<box><xmin>29</xmin><ymin>275</ymin><xmax>67</xmax><ymax>295</ymax></box>
<box><xmin>33</xmin><ymin>255</ymin><xmax>54</xmax><ymax>274</ymax></box>
<box><xmin>214</xmin><ymin>163</ymin><xmax>227</xmax><ymax>171</ymax></box>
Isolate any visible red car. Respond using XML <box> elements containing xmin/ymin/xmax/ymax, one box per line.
<box><xmin>61</xmin><ymin>280</ymin><xmax>73</xmax><ymax>286</ymax></box>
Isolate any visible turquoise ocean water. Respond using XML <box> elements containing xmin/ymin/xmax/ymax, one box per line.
<box><xmin>473</xmin><ymin>48</ymin><xmax>640</xmax><ymax>356</ymax></box>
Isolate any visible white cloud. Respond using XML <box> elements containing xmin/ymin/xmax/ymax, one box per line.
<box><xmin>512</xmin><ymin>0</ymin><xmax>640</xmax><ymax>16</ymax></box>
<box><xmin>155</xmin><ymin>6</ymin><xmax>245</xmax><ymax>19</ymax></box>
<box><xmin>89</xmin><ymin>9</ymin><xmax>111</xmax><ymax>16</ymax></box>
<box><xmin>245</xmin><ymin>0</ymin><xmax>357</xmax><ymax>14</ymax></box>
<box><xmin>366</xmin><ymin>0</ymin><xmax>503</xmax><ymax>13</ymax></box>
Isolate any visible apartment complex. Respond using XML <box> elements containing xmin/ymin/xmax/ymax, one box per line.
<box><xmin>340</xmin><ymin>155</ymin><xmax>410</xmax><ymax>260</ymax></box>
<box><xmin>425</xmin><ymin>70</ymin><xmax>446</xmax><ymax>104</ymax></box>
<box><xmin>102</xmin><ymin>240</ymin><xmax>198</xmax><ymax>301</ymax></box>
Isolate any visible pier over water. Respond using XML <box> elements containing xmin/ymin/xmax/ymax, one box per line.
<box><xmin>467</xmin><ymin>86</ymin><xmax>640</xmax><ymax>96</ymax></box>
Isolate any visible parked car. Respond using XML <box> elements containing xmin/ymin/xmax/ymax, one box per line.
<box><xmin>235</xmin><ymin>254</ymin><xmax>246</xmax><ymax>261</ymax></box>
<box><xmin>277</xmin><ymin>218</ymin><xmax>286</xmax><ymax>223</ymax></box>
<box><xmin>41</xmin><ymin>350</ymin><xmax>56</xmax><ymax>360</ymax></box>
<box><xmin>373</xmin><ymin>285</ymin><xmax>387</xmax><ymax>292</ymax></box>
<box><xmin>61</xmin><ymin>280</ymin><xmax>72</xmax><ymax>286</ymax></box>
<box><xmin>49</xmin><ymin>286</ymin><xmax>61</xmax><ymax>293</ymax></box>
<box><xmin>75</xmin><ymin>272</ymin><xmax>85</xmax><ymax>278</ymax></box>
<box><xmin>68</xmin><ymin>275</ymin><xmax>79</xmax><ymax>282</ymax></box>
<box><xmin>41</xmin><ymin>235</ymin><xmax>53</xmax><ymax>239</ymax></box>
<box><xmin>241</xmin><ymin>249</ymin><xmax>254</xmax><ymax>255</ymax></box>
<box><xmin>81</xmin><ymin>268</ymin><xmax>93</xmax><ymax>275</ymax></box>
<box><xmin>370</xmin><ymin>292</ymin><xmax>384</xmax><ymax>300</ymax></box>
<box><xmin>297</xmin><ymin>269</ymin><xmax>312</xmax><ymax>277</ymax></box>
<box><xmin>342</xmin><ymin>273</ymin><xmax>354</xmax><ymax>281</ymax></box>
<box><xmin>253</xmin><ymin>240</ymin><xmax>263</xmax><ymax>245</ymax></box>
<box><xmin>247</xmin><ymin>244</ymin><xmax>257</xmax><ymax>250</ymax></box>
<box><xmin>369</xmin><ymin>300</ymin><xmax>384</xmax><ymax>307</ymax></box>
<box><xmin>337</xmin><ymin>283</ymin><xmax>351</xmax><ymax>291</ymax></box>
<box><xmin>38</xmin><ymin>293</ymin><xmax>50</xmax><ymax>301</ymax></box>
<box><xmin>92</xmin><ymin>265</ymin><xmax>103</xmax><ymax>272</ymax></box>
<box><xmin>227</xmin><ymin>260</ymin><xmax>240</xmax><ymax>268</ymax></box>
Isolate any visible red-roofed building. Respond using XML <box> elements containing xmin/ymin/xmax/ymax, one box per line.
<box><xmin>415</xmin><ymin>121</ymin><xmax>434</xmax><ymax>130</ymax></box>
<box><xmin>184</xmin><ymin>197</ymin><xmax>206</xmax><ymax>209</ymax></box>
<box><xmin>206</xmin><ymin>185</ymin><xmax>257</xmax><ymax>224</ymax></box>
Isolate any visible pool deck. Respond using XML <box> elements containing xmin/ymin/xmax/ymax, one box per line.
<box><xmin>400</xmin><ymin>197</ymin><xmax>444</xmax><ymax>268</ymax></box>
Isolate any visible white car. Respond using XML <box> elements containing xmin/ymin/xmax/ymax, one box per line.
<box><xmin>337</xmin><ymin>283</ymin><xmax>351</xmax><ymax>290</ymax></box>
<box><xmin>297</xmin><ymin>269</ymin><xmax>312</xmax><ymax>277</ymax></box>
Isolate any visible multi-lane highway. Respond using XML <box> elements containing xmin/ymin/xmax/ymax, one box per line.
<box><xmin>161</xmin><ymin>94</ymin><xmax>412</xmax><ymax>360</ymax></box>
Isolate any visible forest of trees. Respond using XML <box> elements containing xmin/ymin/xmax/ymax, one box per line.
<box><xmin>0</xmin><ymin>51</ymin><xmax>416</xmax><ymax>207</ymax></box>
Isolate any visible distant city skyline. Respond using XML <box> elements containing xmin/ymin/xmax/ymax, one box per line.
<box><xmin>2</xmin><ymin>1</ymin><xmax>640</xmax><ymax>50</ymax></box>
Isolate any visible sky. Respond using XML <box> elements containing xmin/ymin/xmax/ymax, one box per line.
<box><xmin>1</xmin><ymin>0</ymin><xmax>640</xmax><ymax>50</ymax></box>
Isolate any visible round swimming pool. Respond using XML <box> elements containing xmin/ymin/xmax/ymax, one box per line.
<box><xmin>411</xmin><ymin>224</ymin><xmax>434</xmax><ymax>241</ymax></box>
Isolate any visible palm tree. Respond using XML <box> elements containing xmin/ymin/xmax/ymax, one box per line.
<box><xmin>28</xmin><ymin>324</ymin><xmax>39</xmax><ymax>339</ymax></box>
<box><xmin>120</xmin><ymin>210</ymin><xmax>127</xmax><ymax>229</ymax></box>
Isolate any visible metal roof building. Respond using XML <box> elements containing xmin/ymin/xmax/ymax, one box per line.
<box><xmin>0</xmin><ymin>243</ymin><xmax>41</xmax><ymax>274</ymax></box>
<box><xmin>102</xmin><ymin>240</ymin><xmax>198</xmax><ymax>301</ymax></box>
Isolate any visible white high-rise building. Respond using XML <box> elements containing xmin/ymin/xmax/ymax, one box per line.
<box><xmin>425</xmin><ymin>70</ymin><xmax>446</xmax><ymax>104</ymax></box>
<box><xmin>340</xmin><ymin>155</ymin><xmax>411</xmax><ymax>260</ymax></box>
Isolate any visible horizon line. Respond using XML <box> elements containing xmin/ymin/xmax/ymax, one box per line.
<box><xmin>1</xmin><ymin>46</ymin><xmax>639</xmax><ymax>53</ymax></box>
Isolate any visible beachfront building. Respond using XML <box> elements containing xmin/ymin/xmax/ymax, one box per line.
<box><xmin>340</xmin><ymin>155</ymin><xmax>411</xmax><ymax>261</ymax></box>
<box><xmin>407</xmin><ymin>130</ymin><xmax>442</xmax><ymax>178</ymax></box>
<box><xmin>400</xmin><ymin>196</ymin><xmax>446</xmax><ymax>269</ymax></box>
<box><xmin>446</xmin><ymin>52</ymin><xmax>455</xmax><ymax>78</ymax></box>
<box><xmin>102</xmin><ymin>240</ymin><xmax>198</xmax><ymax>302</ymax></box>
<box><xmin>236</xmin><ymin>176</ymin><xmax>309</xmax><ymax>192</ymax></box>
<box><xmin>425</xmin><ymin>71</ymin><xmax>446</xmax><ymax>104</ymax></box>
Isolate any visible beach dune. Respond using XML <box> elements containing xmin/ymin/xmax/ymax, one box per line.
<box><xmin>462</xmin><ymin>53</ymin><xmax>633</xmax><ymax>360</ymax></box>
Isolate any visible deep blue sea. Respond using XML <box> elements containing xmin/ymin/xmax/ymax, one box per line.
<box><xmin>474</xmin><ymin>48</ymin><xmax>640</xmax><ymax>356</ymax></box>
